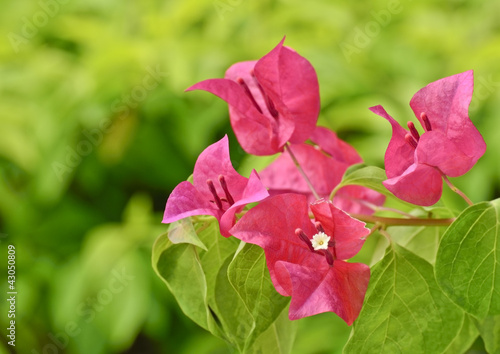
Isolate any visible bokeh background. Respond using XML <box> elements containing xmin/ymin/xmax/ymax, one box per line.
<box><xmin>1</xmin><ymin>0</ymin><xmax>499</xmax><ymax>353</ymax></box>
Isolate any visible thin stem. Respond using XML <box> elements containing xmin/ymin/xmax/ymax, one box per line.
<box><xmin>378</xmin><ymin>228</ymin><xmax>393</xmax><ymax>243</ymax></box>
<box><xmin>329</xmin><ymin>184</ymin><xmax>341</xmax><ymax>200</ymax></box>
<box><xmin>285</xmin><ymin>143</ymin><xmax>321</xmax><ymax>200</ymax></box>
<box><xmin>349</xmin><ymin>213</ymin><xmax>455</xmax><ymax>227</ymax></box>
<box><xmin>365</xmin><ymin>223</ymin><xmax>383</xmax><ymax>240</ymax></box>
<box><xmin>441</xmin><ymin>175</ymin><xmax>473</xmax><ymax>206</ymax></box>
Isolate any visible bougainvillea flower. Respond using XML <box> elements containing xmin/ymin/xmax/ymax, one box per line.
<box><xmin>186</xmin><ymin>38</ymin><xmax>320</xmax><ymax>156</ymax></box>
<box><xmin>230</xmin><ymin>193</ymin><xmax>370</xmax><ymax>325</ymax></box>
<box><xmin>162</xmin><ymin>135</ymin><xmax>269</xmax><ymax>237</ymax></box>
<box><xmin>371</xmin><ymin>70</ymin><xmax>486</xmax><ymax>206</ymax></box>
<box><xmin>259</xmin><ymin>126</ymin><xmax>385</xmax><ymax>214</ymax></box>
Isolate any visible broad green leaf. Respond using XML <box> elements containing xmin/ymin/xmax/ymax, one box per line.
<box><xmin>196</xmin><ymin>219</ymin><xmax>240</xmax><ymax>311</ymax></box>
<box><xmin>388</xmin><ymin>208</ymin><xmax>455</xmax><ymax>264</ymax></box>
<box><xmin>345</xmin><ymin>244</ymin><xmax>465</xmax><ymax>354</ymax></box>
<box><xmin>435</xmin><ymin>199</ymin><xmax>500</xmax><ymax>318</ymax></box>
<box><xmin>228</xmin><ymin>243</ymin><xmax>291</xmax><ymax>350</ymax></box>
<box><xmin>153</xmin><ymin>216</ymin><xmax>242</xmax><ymax>343</ymax></box>
<box><xmin>248</xmin><ymin>305</ymin><xmax>298</xmax><ymax>354</ymax></box>
<box><xmin>152</xmin><ymin>232</ymin><xmax>215</xmax><ymax>332</ymax></box>
<box><xmin>442</xmin><ymin>314</ymin><xmax>478</xmax><ymax>354</ymax></box>
<box><xmin>475</xmin><ymin>315</ymin><xmax>500</xmax><ymax>353</ymax></box>
<box><xmin>167</xmin><ymin>218</ymin><xmax>207</xmax><ymax>250</ymax></box>
<box><xmin>213</xmin><ymin>255</ymin><xmax>255</xmax><ymax>352</ymax></box>
<box><xmin>291</xmin><ymin>312</ymin><xmax>352</xmax><ymax>354</ymax></box>
<box><xmin>389</xmin><ymin>225</ymin><xmax>444</xmax><ymax>264</ymax></box>
<box><xmin>333</xmin><ymin>164</ymin><xmax>391</xmax><ymax>198</ymax></box>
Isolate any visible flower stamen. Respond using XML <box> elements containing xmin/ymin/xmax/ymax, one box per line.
<box><xmin>218</xmin><ymin>175</ymin><xmax>235</xmax><ymax>206</ymax></box>
<box><xmin>405</xmin><ymin>133</ymin><xmax>418</xmax><ymax>149</ymax></box>
<box><xmin>407</xmin><ymin>121</ymin><xmax>420</xmax><ymax>141</ymax></box>
<box><xmin>314</xmin><ymin>221</ymin><xmax>325</xmax><ymax>234</ymax></box>
<box><xmin>421</xmin><ymin>112</ymin><xmax>432</xmax><ymax>132</ymax></box>
<box><xmin>323</xmin><ymin>250</ymin><xmax>334</xmax><ymax>266</ymax></box>
<box><xmin>206</xmin><ymin>179</ymin><xmax>223</xmax><ymax>210</ymax></box>
<box><xmin>236</xmin><ymin>77</ymin><xmax>263</xmax><ymax>114</ymax></box>
<box><xmin>250</xmin><ymin>71</ymin><xmax>279</xmax><ymax>118</ymax></box>
<box><xmin>295</xmin><ymin>228</ymin><xmax>315</xmax><ymax>251</ymax></box>
<box><xmin>296</xmin><ymin>228</ymin><xmax>336</xmax><ymax>266</ymax></box>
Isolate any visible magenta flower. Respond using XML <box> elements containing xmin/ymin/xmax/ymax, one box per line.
<box><xmin>186</xmin><ymin>38</ymin><xmax>320</xmax><ymax>156</ymax></box>
<box><xmin>371</xmin><ymin>70</ymin><xmax>486</xmax><ymax>206</ymax></box>
<box><xmin>162</xmin><ymin>136</ymin><xmax>269</xmax><ymax>237</ymax></box>
<box><xmin>230</xmin><ymin>193</ymin><xmax>370</xmax><ymax>325</ymax></box>
<box><xmin>259</xmin><ymin>126</ymin><xmax>385</xmax><ymax>214</ymax></box>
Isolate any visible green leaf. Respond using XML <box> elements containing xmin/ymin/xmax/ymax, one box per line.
<box><xmin>442</xmin><ymin>314</ymin><xmax>478</xmax><ymax>354</ymax></box>
<box><xmin>387</xmin><ymin>208</ymin><xmax>456</xmax><ymax>265</ymax></box>
<box><xmin>152</xmin><ymin>217</ymin><xmax>238</xmax><ymax>339</ymax></box>
<box><xmin>334</xmin><ymin>164</ymin><xmax>391</xmax><ymax>198</ymax></box>
<box><xmin>208</xmin><ymin>243</ymin><xmax>293</xmax><ymax>352</ymax></box>
<box><xmin>291</xmin><ymin>312</ymin><xmax>352</xmax><ymax>354</ymax></box>
<box><xmin>167</xmin><ymin>218</ymin><xmax>207</xmax><ymax>250</ymax></box>
<box><xmin>196</xmin><ymin>219</ymin><xmax>240</xmax><ymax>311</ymax></box>
<box><xmin>213</xmin><ymin>255</ymin><xmax>255</xmax><ymax>351</ymax></box>
<box><xmin>228</xmin><ymin>243</ymin><xmax>291</xmax><ymax>350</ymax></box>
<box><xmin>475</xmin><ymin>315</ymin><xmax>500</xmax><ymax>353</ymax></box>
<box><xmin>435</xmin><ymin>199</ymin><xmax>500</xmax><ymax>318</ymax></box>
<box><xmin>248</xmin><ymin>304</ymin><xmax>298</xmax><ymax>354</ymax></box>
<box><xmin>345</xmin><ymin>244</ymin><xmax>466</xmax><ymax>354</ymax></box>
<box><xmin>389</xmin><ymin>224</ymin><xmax>445</xmax><ymax>264</ymax></box>
<box><xmin>154</xmin><ymin>214</ymin><xmax>254</xmax><ymax>349</ymax></box>
<box><xmin>152</xmin><ymin>232</ymin><xmax>215</xmax><ymax>332</ymax></box>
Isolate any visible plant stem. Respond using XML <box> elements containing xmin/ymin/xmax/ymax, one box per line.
<box><xmin>349</xmin><ymin>213</ymin><xmax>455</xmax><ymax>227</ymax></box>
<box><xmin>441</xmin><ymin>175</ymin><xmax>474</xmax><ymax>206</ymax></box>
<box><xmin>329</xmin><ymin>184</ymin><xmax>341</xmax><ymax>200</ymax></box>
<box><xmin>285</xmin><ymin>143</ymin><xmax>321</xmax><ymax>200</ymax></box>
<box><xmin>365</xmin><ymin>223</ymin><xmax>383</xmax><ymax>240</ymax></box>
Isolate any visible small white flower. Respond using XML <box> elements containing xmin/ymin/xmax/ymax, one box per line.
<box><xmin>311</xmin><ymin>232</ymin><xmax>330</xmax><ymax>250</ymax></box>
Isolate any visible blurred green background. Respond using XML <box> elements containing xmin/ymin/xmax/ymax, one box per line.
<box><xmin>1</xmin><ymin>0</ymin><xmax>499</xmax><ymax>353</ymax></box>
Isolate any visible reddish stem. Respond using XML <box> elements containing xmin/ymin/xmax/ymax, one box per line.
<box><xmin>285</xmin><ymin>143</ymin><xmax>321</xmax><ymax>200</ymax></box>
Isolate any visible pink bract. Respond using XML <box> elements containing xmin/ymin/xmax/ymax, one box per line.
<box><xmin>259</xmin><ymin>126</ymin><xmax>385</xmax><ymax>214</ymax></box>
<box><xmin>371</xmin><ymin>70</ymin><xmax>486</xmax><ymax>206</ymax></box>
<box><xmin>162</xmin><ymin>135</ymin><xmax>269</xmax><ymax>237</ymax></box>
<box><xmin>230</xmin><ymin>193</ymin><xmax>370</xmax><ymax>325</ymax></box>
<box><xmin>186</xmin><ymin>38</ymin><xmax>320</xmax><ymax>156</ymax></box>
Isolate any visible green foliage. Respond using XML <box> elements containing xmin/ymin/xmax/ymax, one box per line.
<box><xmin>153</xmin><ymin>232</ymin><xmax>217</xmax><ymax>332</ymax></box>
<box><xmin>228</xmin><ymin>243</ymin><xmax>291</xmax><ymax>351</ymax></box>
<box><xmin>475</xmin><ymin>315</ymin><xmax>500</xmax><ymax>353</ymax></box>
<box><xmin>345</xmin><ymin>244</ymin><xmax>468</xmax><ymax>353</ymax></box>
<box><xmin>435</xmin><ymin>200</ymin><xmax>500</xmax><ymax>318</ymax></box>
<box><xmin>333</xmin><ymin>164</ymin><xmax>390</xmax><ymax>198</ymax></box>
<box><xmin>388</xmin><ymin>208</ymin><xmax>455</xmax><ymax>264</ymax></box>
<box><xmin>152</xmin><ymin>217</ymin><xmax>295</xmax><ymax>353</ymax></box>
<box><xmin>388</xmin><ymin>223</ymin><xmax>443</xmax><ymax>264</ymax></box>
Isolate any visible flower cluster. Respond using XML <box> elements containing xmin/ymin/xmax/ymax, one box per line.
<box><xmin>162</xmin><ymin>38</ymin><xmax>485</xmax><ymax>325</ymax></box>
<box><xmin>371</xmin><ymin>70</ymin><xmax>486</xmax><ymax>206</ymax></box>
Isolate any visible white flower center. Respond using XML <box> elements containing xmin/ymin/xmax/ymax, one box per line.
<box><xmin>311</xmin><ymin>232</ymin><xmax>330</xmax><ymax>250</ymax></box>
